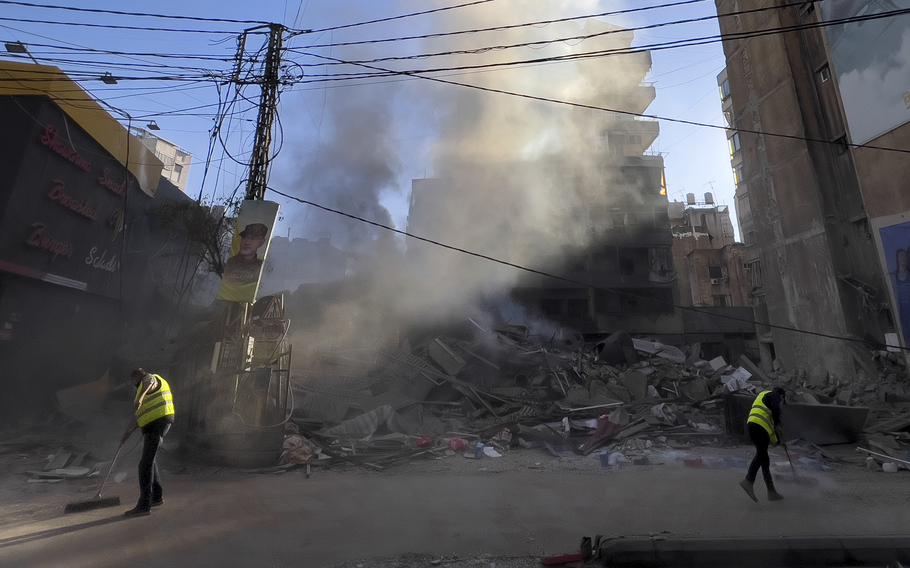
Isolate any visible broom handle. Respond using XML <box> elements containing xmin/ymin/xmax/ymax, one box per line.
<box><xmin>782</xmin><ymin>443</ymin><xmax>798</xmax><ymax>477</ymax></box>
<box><xmin>95</xmin><ymin>441</ymin><xmax>125</xmax><ymax>499</ymax></box>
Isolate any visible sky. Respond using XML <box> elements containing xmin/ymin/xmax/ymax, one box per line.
<box><xmin>0</xmin><ymin>0</ymin><xmax>738</xmax><ymax>240</ymax></box>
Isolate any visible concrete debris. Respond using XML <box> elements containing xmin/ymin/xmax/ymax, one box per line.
<box><xmin>708</xmin><ymin>356</ymin><xmax>728</xmax><ymax>372</ymax></box>
<box><xmin>290</xmin><ymin>323</ymin><xmax>876</xmax><ymax>472</ymax></box>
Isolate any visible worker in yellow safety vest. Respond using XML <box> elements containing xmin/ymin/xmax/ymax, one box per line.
<box><xmin>739</xmin><ymin>387</ymin><xmax>786</xmax><ymax>503</ymax></box>
<box><xmin>121</xmin><ymin>368</ymin><xmax>176</xmax><ymax>517</ymax></box>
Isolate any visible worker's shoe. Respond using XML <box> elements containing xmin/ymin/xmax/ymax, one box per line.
<box><xmin>767</xmin><ymin>489</ymin><xmax>784</xmax><ymax>501</ymax></box>
<box><xmin>123</xmin><ymin>506</ymin><xmax>151</xmax><ymax>518</ymax></box>
<box><xmin>151</xmin><ymin>498</ymin><xmax>164</xmax><ymax>508</ymax></box>
<box><xmin>739</xmin><ymin>479</ymin><xmax>758</xmax><ymax>503</ymax></box>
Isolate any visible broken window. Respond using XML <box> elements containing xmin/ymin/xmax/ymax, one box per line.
<box><xmin>567</xmin><ymin>298</ymin><xmax>589</xmax><ymax>319</ymax></box>
<box><xmin>708</xmin><ymin>265</ymin><xmax>724</xmax><ymax>279</ymax></box>
<box><xmin>719</xmin><ymin>78</ymin><xmax>731</xmax><ymax>100</ymax></box>
<box><xmin>541</xmin><ymin>299</ymin><xmax>561</xmax><ymax>317</ymax></box>
<box><xmin>595</xmin><ymin>290</ymin><xmax>621</xmax><ymax>314</ymax></box>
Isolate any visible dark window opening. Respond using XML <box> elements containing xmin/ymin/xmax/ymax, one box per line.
<box><xmin>818</xmin><ymin>63</ymin><xmax>831</xmax><ymax>83</ymax></box>
<box><xmin>708</xmin><ymin>265</ymin><xmax>724</xmax><ymax>279</ymax></box>
<box><xmin>541</xmin><ymin>299</ymin><xmax>561</xmax><ymax>317</ymax></box>
<box><xmin>619</xmin><ymin>256</ymin><xmax>635</xmax><ymax>275</ymax></box>
<box><xmin>567</xmin><ymin>298</ymin><xmax>589</xmax><ymax>319</ymax></box>
<box><xmin>713</xmin><ymin>294</ymin><xmax>730</xmax><ymax>307</ymax></box>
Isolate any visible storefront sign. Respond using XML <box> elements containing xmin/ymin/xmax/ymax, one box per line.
<box><xmin>24</xmin><ymin>222</ymin><xmax>73</xmax><ymax>260</ymax></box>
<box><xmin>40</xmin><ymin>124</ymin><xmax>92</xmax><ymax>173</ymax></box>
<box><xmin>84</xmin><ymin>246</ymin><xmax>119</xmax><ymax>272</ymax></box>
<box><xmin>98</xmin><ymin>167</ymin><xmax>127</xmax><ymax>196</ymax></box>
<box><xmin>47</xmin><ymin>180</ymin><xmax>97</xmax><ymax>220</ymax></box>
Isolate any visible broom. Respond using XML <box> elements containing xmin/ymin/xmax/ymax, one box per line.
<box><xmin>64</xmin><ymin>441</ymin><xmax>124</xmax><ymax>513</ymax></box>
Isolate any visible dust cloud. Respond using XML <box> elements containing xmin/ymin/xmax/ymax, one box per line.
<box><xmin>273</xmin><ymin>1</ymin><xmax>654</xmax><ymax>353</ymax></box>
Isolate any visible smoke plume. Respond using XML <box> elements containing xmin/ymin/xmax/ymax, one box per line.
<box><xmin>273</xmin><ymin>0</ymin><xmax>654</xmax><ymax>351</ymax></box>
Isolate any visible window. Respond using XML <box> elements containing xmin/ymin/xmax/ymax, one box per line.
<box><xmin>541</xmin><ymin>299</ymin><xmax>561</xmax><ymax>317</ymax></box>
<box><xmin>619</xmin><ymin>253</ymin><xmax>635</xmax><ymax>275</ymax></box>
<box><xmin>728</xmin><ymin>132</ymin><xmax>742</xmax><ymax>157</ymax></box>
<box><xmin>719</xmin><ymin>78</ymin><xmax>731</xmax><ymax>100</ymax></box>
<box><xmin>734</xmin><ymin>164</ymin><xmax>744</xmax><ymax>186</ymax></box>
<box><xmin>567</xmin><ymin>299</ymin><xmax>589</xmax><ymax>319</ymax></box>
<box><xmin>744</xmin><ymin>258</ymin><xmax>763</xmax><ymax>288</ymax></box>
<box><xmin>723</xmin><ymin>110</ymin><xmax>734</xmax><ymax>128</ymax></box>
<box><xmin>713</xmin><ymin>294</ymin><xmax>731</xmax><ymax>307</ymax></box>
<box><xmin>173</xmin><ymin>164</ymin><xmax>184</xmax><ymax>178</ymax></box>
<box><xmin>708</xmin><ymin>265</ymin><xmax>723</xmax><ymax>279</ymax></box>
<box><xmin>818</xmin><ymin>63</ymin><xmax>831</xmax><ymax>83</ymax></box>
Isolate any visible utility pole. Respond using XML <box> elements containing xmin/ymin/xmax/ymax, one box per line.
<box><xmin>244</xmin><ymin>23</ymin><xmax>284</xmax><ymax>201</ymax></box>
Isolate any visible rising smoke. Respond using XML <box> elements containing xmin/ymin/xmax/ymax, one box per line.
<box><xmin>274</xmin><ymin>0</ymin><xmax>653</xmax><ymax>351</ymax></box>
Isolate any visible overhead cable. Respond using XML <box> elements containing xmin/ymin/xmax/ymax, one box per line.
<box><xmin>298</xmin><ymin>0</ymin><xmax>709</xmax><ymax>49</ymax></box>
<box><xmin>291</xmin><ymin>0</ymin><xmax>496</xmax><ymax>36</ymax></box>
<box><xmin>0</xmin><ymin>0</ymin><xmax>270</xmax><ymax>25</ymax></box>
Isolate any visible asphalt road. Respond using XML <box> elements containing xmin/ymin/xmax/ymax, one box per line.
<box><xmin>1</xmin><ymin>463</ymin><xmax>909</xmax><ymax>567</ymax></box>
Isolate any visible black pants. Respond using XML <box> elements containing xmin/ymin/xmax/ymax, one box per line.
<box><xmin>746</xmin><ymin>422</ymin><xmax>774</xmax><ymax>488</ymax></box>
<box><xmin>137</xmin><ymin>418</ymin><xmax>171</xmax><ymax>510</ymax></box>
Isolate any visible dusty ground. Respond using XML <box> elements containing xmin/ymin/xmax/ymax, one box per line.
<box><xmin>1</xmin><ymin>433</ymin><xmax>909</xmax><ymax>568</ymax></box>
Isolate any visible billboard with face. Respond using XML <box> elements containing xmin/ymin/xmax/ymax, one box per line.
<box><xmin>217</xmin><ymin>199</ymin><xmax>280</xmax><ymax>303</ymax></box>
<box><xmin>820</xmin><ymin>0</ymin><xmax>910</xmax><ymax>144</ymax></box>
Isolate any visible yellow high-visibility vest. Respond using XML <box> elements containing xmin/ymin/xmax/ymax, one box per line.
<box><xmin>747</xmin><ymin>390</ymin><xmax>778</xmax><ymax>444</ymax></box>
<box><xmin>135</xmin><ymin>374</ymin><xmax>175</xmax><ymax>428</ymax></box>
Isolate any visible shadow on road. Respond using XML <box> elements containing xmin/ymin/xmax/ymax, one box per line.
<box><xmin>0</xmin><ymin>515</ymin><xmax>127</xmax><ymax>548</ymax></box>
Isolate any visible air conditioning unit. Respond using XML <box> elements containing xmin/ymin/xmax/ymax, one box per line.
<box><xmin>710</xmin><ymin>278</ymin><xmax>722</xmax><ymax>285</ymax></box>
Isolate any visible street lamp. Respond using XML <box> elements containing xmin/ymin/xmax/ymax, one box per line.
<box><xmin>101</xmin><ymin>72</ymin><xmax>118</xmax><ymax>85</ymax></box>
<box><xmin>146</xmin><ymin>120</ymin><xmax>160</xmax><ymax>131</ymax></box>
<box><xmin>4</xmin><ymin>41</ymin><xmax>40</xmax><ymax>64</ymax></box>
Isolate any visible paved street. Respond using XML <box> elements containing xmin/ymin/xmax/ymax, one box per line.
<box><xmin>2</xmin><ymin>463</ymin><xmax>909</xmax><ymax>567</ymax></box>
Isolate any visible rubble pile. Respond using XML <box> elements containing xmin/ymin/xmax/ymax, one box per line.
<box><xmin>283</xmin><ymin>325</ymin><xmax>779</xmax><ymax>471</ymax></box>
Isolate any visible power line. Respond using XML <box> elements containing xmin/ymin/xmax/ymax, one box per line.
<box><xmin>285</xmin><ymin>0</ymin><xmax>833</xmax><ymax>69</ymax></box>
<box><xmin>293</xmin><ymin>0</ymin><xmax>496</xmax><ymax>36</ymax></box>
<box><xmin>0</xmin><ymin>0</ymin><xmax>270</xmax><ymax>25</ymax></box>
<box><xmin>0</xmin><ymin>15</ymin><xmax>254</xmax><ymax>35</ymax></box>
<box><xmin>299</xmin><ymin>46</ymin><xmax>910</xmax><ymax>156</ymax></box>
<box><xmin>2</xmin><ymin>41</ymin><xmax>235</xmax><ymax>61</ymax></box>
<box><xmin>298</xmin><ymin>0</ymin><xmax>709</xmax><ymax>49</ymax></box>
<box><xmin>266</xmin><ymin>186</ymin><xmax>905</xmax><ymax>351</ymax></box>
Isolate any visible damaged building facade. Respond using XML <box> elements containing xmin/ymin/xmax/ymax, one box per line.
<box><xmin>0</xmin><ymin>61</ymin><xmax>199</xmax><ymax>423</ymax></box>
<box><xmin>670</xmin><ymin>193</ymin><xmax>749</xmax><ymax>309</ymax></box>
<box><xmin>715</xmin><ymin>0</ymin><xmax>910</xmax><ymax>381</ymax></box>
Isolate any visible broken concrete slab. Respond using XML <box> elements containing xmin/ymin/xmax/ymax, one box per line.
<box><xmin>708</xmin><ymin>356</ymin><xmax>728</xmax><ymax>372</ymax></box>
<box><xmin>45</xmin><ymin>449</ymin><xmax>72</xmax><ymax>471</ymax></box>
<box><xmin>781</xmin><ymin>403</ymin><xmax>870</xmax><ymax>445</ymax></box>
<box><xmin>620</xmin><ymin>370</ymin><xmax>649</xmax><ymax>401</ymax></box>
<box><xmin>632</xmin><ymin>338</ymin><xmax>686</xmax><ymax>364</ymax></box>
<box><xmin>427</xmin><ymin>338</ymin><xmax>466</xmax><ymax>376</ymax></box>
<box><xmin>680</xmin><ymin>378</ymin><xmax>710</xmax><ymax>402</ymax></box>
<box><xmin>738</xmin><ymin>354</ymin><xmax>769</xmax><ymax>383</ymax></box>
<box><xmin>595</xmin><ymin>331</ymin><xmax>639</xmax><ymax>365</ymax></box>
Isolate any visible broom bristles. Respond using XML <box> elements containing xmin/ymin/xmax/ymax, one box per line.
<box><xmin>63</xmin><ymin>496</ymin><xmax>121</xmax><ymax>514</ymax></box>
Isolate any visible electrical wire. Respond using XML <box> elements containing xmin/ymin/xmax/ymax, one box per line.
<box><xmin>297</xmin><ymin>0</ymin><xmax>709</xmax><ymax>49</ymax></box>
<box><xmin>0</xmin><ymin>15</ymin><xmax>255</xmax><ymax>35</ymax></box>
<box><xmin>295</xmin><ymin>34</ymin><xmax>910</xmax><ymax>156</ymax></box>
<box><xmin>266</xmin><ymin>186</ymin><xmax>909</xmax><ymax>352</ymax></box>
<box><xmin>0</xmin><ymin>0</ymin><xmax>270</xmax><ymax>25</ymax></box>
<box><xmin>293</xmin><ymin>0</ymin><xmax>496</xmax><ymax>36</ymax></box>
<box><xmin>0</xmin><ymin>40</ymin><xmax>236</xmax><ymax>61</ymax></box>
<box><xmin>287</xmin><ymin>1</ymin><xmax>904</xmax><ymax>73</ymax></box>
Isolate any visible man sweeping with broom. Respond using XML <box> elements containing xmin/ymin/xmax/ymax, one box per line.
<box><xmin>739</xmin><ymin>387</ymin><xmax>786</xmax><ymax>503</ymax></box>
<box><xmin>121</xmin><ymin>368</ymin><xmax>176</xmax><ymax>517</ymax></box>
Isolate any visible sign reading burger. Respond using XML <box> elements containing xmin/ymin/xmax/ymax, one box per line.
<box><xmin>217</xmin><ymin>199</ymin><xmax>280</xmax><ymax>303</ymax></box>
